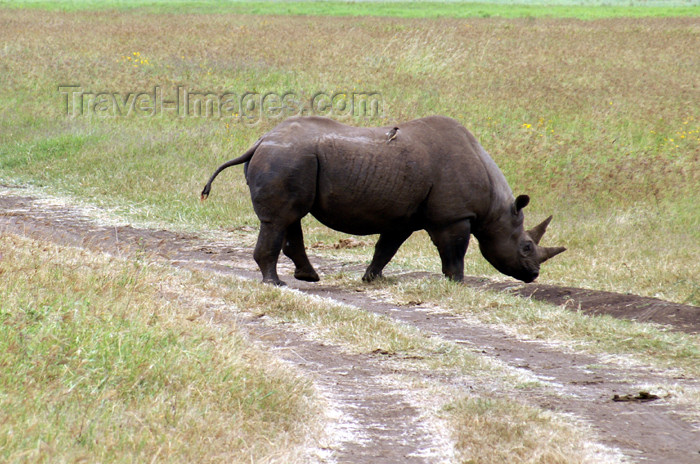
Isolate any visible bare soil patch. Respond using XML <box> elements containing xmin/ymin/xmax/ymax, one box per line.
<box><xmin>2</xmin><ymin>190</ymin><xmax>699</xmax><ymax>463</ymax></box>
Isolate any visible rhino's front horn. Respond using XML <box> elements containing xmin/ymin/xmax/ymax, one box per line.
<box><xmin>539</xmin><ymin>246</ymin><xmax>566</xmax><ymax>263</ymax></box>
<box><xmin>527</xmin><ymin>215</ymin><xmax>553</xmax><ymax>245</ymax></box>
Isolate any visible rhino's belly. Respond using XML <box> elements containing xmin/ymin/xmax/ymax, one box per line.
<box><xmin>310</xmin><ymin>210</ymin><xmax>400</xmax><ymax>235</ymax></box>
<box><xmin>310</xmin><ymin>191</ymin><xmax>424</xmax><ymax>235</ymax></box>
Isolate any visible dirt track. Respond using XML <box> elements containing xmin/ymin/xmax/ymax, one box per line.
<box><xmin>2</xmin><ymin>189</ymin><xmax>699</xmax><ymax>463</ymax></box>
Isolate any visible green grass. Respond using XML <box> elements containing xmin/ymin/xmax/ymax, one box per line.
<box><xmin>0</xmin><ymin>234</ymin><xmax>317</xmax><ymax>463</ymax></box>
<box><xmin>2</xmin><ymin>0</ymin><xmax>699</xmax><ymax>19</ymax></box>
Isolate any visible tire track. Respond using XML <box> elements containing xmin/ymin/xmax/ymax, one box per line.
<box><xmin>2</xmin><ymin>190</ymin><xmax>699</xmax><ymax>463</ymax></box>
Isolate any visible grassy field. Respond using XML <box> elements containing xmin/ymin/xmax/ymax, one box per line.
<box><xmin>0</xmin><ymin>3</ymin><xmax>698</xmax><ymax>461</ymax></box>
<box><xmin>0</xmin><ymin>7</ymin><xmax>697</xmax><ymax>304</ymax></box>
<box><xmin>0</xmin><ymin>234</ymin><xmax>317</xmax><ymax>463</ymax></box>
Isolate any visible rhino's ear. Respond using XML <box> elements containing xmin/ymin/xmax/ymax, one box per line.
<box><xmin>512</xmin><ymin>195</ymin><xmax>530</xmax><ymax>215</ymax></box>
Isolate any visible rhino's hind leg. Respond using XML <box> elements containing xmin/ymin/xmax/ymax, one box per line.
<box><xmin>428</xmin><ymin>220</ymin><xmax>471</xmax><ymax>282</ymax></box>
<box><xmin>254</xmin><ymin>221</ymin><xmax>287</xmax><ymax>286</ymax></box>
<box><xmin>248</xmin><ymin>149</ymin><xmax>318</xmax><ymax>285</ymax></box>
<box><xmin>283</xmin><ymin>220</ymin><xmax>320</xmax><ymax>282</ymax></box>
<box><xmin>362</xmin><ymin>230</ymin><xmax>413</xmax><ymax>282</ymax></box>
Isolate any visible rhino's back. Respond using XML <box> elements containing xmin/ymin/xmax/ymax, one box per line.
<box><xmin>257</xmin><ymin>116</ymin><xmax>505</xmax><ymax>234</ymax></box>
<box><xmin>304</xmin><ymin>118</ymin><xmax>434</xmax><ymax>233</ymax></box>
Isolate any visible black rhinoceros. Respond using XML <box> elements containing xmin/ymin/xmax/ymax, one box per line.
<box><xmin>201</xmin><ymin>116</ymin><xmax>565</xmax><ymax>285</ymax></box>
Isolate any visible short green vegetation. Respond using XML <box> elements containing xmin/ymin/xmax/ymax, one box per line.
<box><xmin>2</xmin><ymin>0</ymin><xmax>698</xmax><ymax>19</ymax></box>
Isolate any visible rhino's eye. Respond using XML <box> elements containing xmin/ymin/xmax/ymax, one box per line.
<box><xmin>522</xmin><ymin>242</ymin><xmax>534</xmax><ymax>254</ymax></box>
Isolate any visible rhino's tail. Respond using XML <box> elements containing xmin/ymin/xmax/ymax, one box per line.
<box><xmin>200</xmin><ymin>137</ymin><xmax>262</xmax><ymax>201</ymax></box>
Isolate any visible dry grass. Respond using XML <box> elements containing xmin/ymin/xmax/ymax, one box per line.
<box><xmin>196</xmin><ymin>271</ymin><xmax>493</xmax><ymax>372</ymax></box>
<box><xmin>445</xmin><ymin>396</ymin><xmax>613</xmax><ymax>464</ymax></box>
<box><xmin>0</xmin><ymin>233</ymin><xmax>317</xmax><ymax>463</ymax></box>
<box><xmin>193</xmin><ymin>272</ymin><xmax>619</xmax><ymax>464</ymax></box>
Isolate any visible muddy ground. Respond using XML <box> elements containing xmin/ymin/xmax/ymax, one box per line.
<box><xmin>1</xmin><ymin>190</ymin><xmax>699</xmax><ymax>463</ymax></box>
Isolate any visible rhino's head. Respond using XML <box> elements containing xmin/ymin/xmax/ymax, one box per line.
<box><xmin>477</xmin><ymin>195</ymin><xmax>566</xmax><ymax>283</ymax></box>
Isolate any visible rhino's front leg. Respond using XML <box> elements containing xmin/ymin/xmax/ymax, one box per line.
<box><xmin>427</xmin><ymin>220</ymin><xmax>471</xmax><ymax>282</ymax></box>
<box><xmin>362</xmin><ymin>230</ymin><xmax>413</xmax><ymax>282</ymax></box>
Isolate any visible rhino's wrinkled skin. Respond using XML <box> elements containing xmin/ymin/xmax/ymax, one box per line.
<box><xmin>202</xmin><ymin>116</ymin><xmax>565</xmax><ymax>285</ymax></box>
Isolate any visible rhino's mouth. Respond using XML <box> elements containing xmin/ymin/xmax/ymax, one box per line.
<box><xmin>511</xmin><ymin>267</ymin><xmax>539</xmax><ymax>283</ymax></box>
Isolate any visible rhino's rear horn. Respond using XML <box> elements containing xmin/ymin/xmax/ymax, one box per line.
<box><xmin>539</xmin><ymin>246</ymin><xmax>566</xmax><ymax>263</ymax></box>
<box><xmin>527</xmin><ymin>215</ymin><xmax>553</xmax><ymax>245</ymax></box>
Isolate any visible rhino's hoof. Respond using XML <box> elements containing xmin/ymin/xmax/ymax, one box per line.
<box><xmin>263</xmin><ymin>278</ymin><xmax>286</xmax><ymax>287</ymax></box>
<box><xmin>362</xmin><ymin>271</ymin><xmax>381</xmax><ymax>282</ymax></box>
<box><xmin>294</xmin><ymin>269</ymin><xmax>320</xmax><ymax>282</ymax></box>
